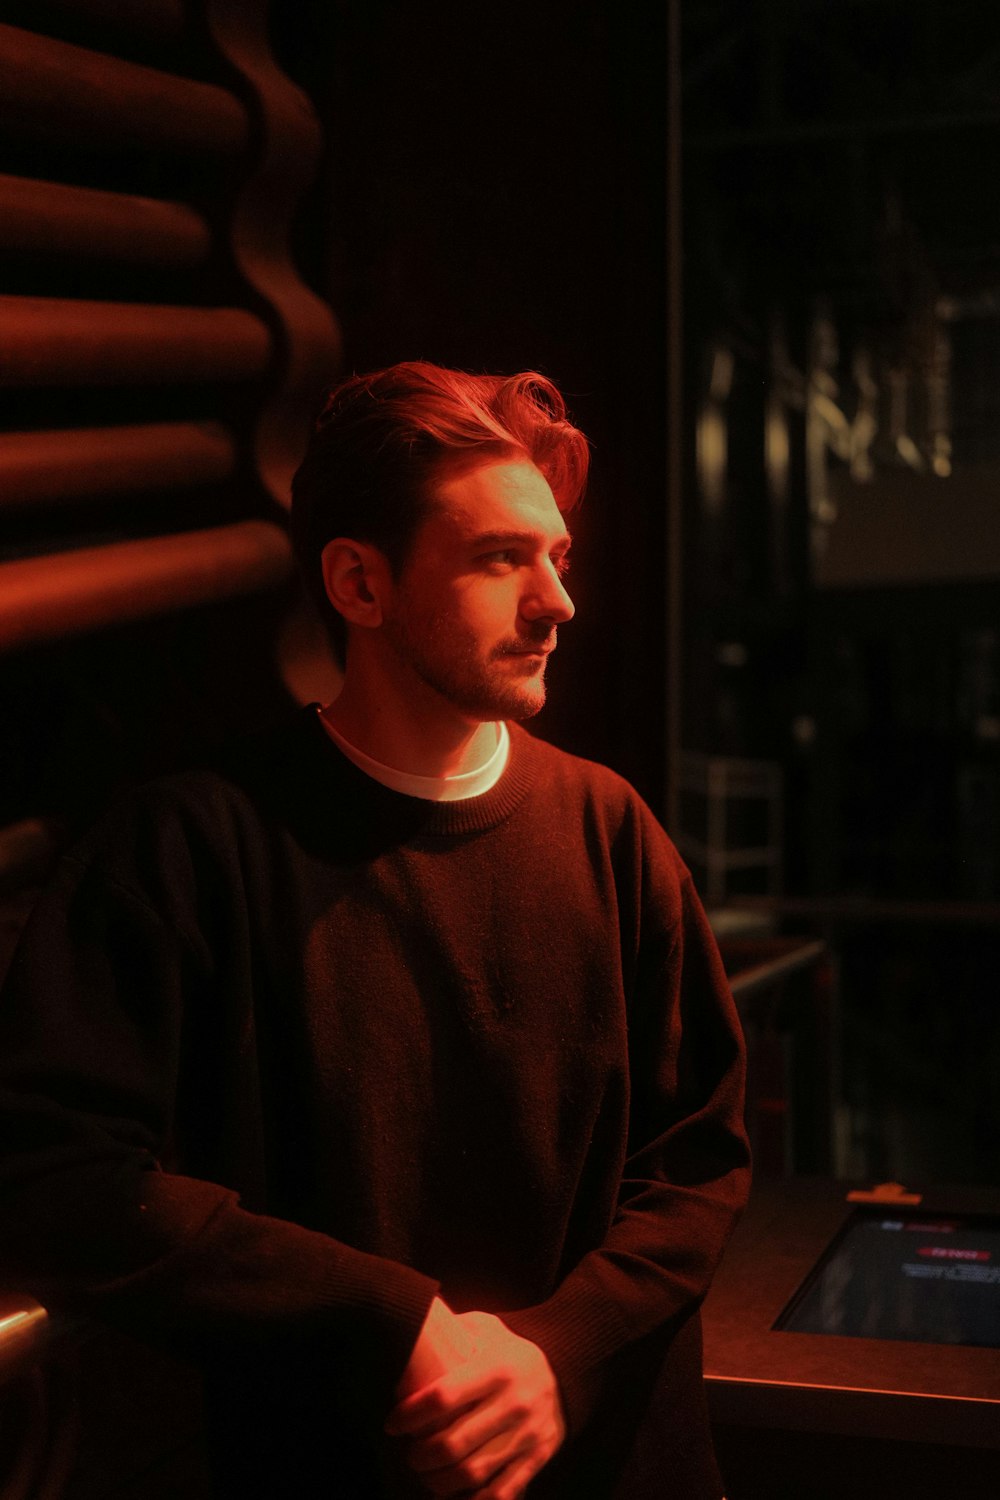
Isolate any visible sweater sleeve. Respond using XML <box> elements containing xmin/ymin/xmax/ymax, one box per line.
<box><xmin>0</xmin><ymin>832</ymin><xmax>437</xmax><ymax>1393</ymax></box>
<box><xmin>503</xmin><ymin>803</ymin><xmax>751</xmax><ymax>1433</ymax></box>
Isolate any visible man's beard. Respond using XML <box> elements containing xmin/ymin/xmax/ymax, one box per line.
<box><xmin>385</xmin><ymin>616</ymin><xmax>553</xmax><ymax>722</ymax></box>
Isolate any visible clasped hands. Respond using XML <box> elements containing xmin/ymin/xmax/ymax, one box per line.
<box><xmin>385</xmin><ymin>1296</ymin><xmax>566</xmax><ymax>1499</ymax></box>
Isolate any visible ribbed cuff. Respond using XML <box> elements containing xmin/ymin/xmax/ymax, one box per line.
<box><xmin>502</xmin><ymin>1281</ymin><xmax>631</xmax><ymax>1436</ymax></box>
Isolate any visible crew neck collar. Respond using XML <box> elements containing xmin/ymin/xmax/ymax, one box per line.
<box><xmin>317</xmin><ymin>709</ymin><xmax>510</xmax><ymax>802</ymax></box>
<box><xmin>302</xmin><ymin>706</ymin><xmax>538</xmax><ymax>835</ymax></box>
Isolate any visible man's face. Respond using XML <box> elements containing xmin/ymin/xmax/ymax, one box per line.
<box><xmin>381</xmin><ymin>458</ymin><xmax>575</xmax><ymax>722</ymax></box>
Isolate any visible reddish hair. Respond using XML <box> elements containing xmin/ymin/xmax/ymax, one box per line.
<box><xmin>290</xmin><ymin>361</ymin><xmax>589</xmax><ymax>660</ymax></box>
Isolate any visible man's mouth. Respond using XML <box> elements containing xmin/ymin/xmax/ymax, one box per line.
<box><xmin>499</xmin><ymin>637</ymin><xmax>556</xmax><ymax>658</ymax></box>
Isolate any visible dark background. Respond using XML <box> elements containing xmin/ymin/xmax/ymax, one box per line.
<box><xmin>676</xmin><ymin>0</ymin><xmax>1000</xmax><ymax>1185</ymax></box>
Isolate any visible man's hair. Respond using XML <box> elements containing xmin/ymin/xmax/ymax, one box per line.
<box><xmin>290</xmin><ymin>360</ymin><xmax>589</xmax><ymax>661</ymax></box>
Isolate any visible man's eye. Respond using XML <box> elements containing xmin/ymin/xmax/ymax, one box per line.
<box><xmin>554</xmin><ymin>553</ymin><xmax>572</xmax><ymax>578</ymax></box>
<box><xmin>483</xmin><ymin>550</ymin><xmax>516</xmax><ymax>570</ymax></box>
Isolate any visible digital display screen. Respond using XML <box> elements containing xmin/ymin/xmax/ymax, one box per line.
<box><xmin>775</xmin><ymin>1211</ymin><xmax>1000</xmax><ymax>1347</ymax></box>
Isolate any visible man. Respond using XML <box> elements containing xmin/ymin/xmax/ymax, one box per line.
<box><xmin>0</xmin><ymin>363</ymin><xmax>750</xmax><ymax>1498</ymax></box>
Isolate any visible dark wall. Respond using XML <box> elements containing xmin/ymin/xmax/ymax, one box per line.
<box><xmin>0</xmin><ymin>4</ymin><xmax>337</xmax><ymax>909</ymax></box>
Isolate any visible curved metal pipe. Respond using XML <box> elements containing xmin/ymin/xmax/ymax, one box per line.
<box><xmin>0</xmin><ymin>297</ymin><xmax>271</xmax><ymax>387</ymax></box>
<box><xmin>0</xmin><ymin>173</ymin><xmax>211</xmax><ymax>269</ymax></box>
<box><xmin>0</xmin><ymin>519</ymin><xmax>294</xmax><ymax>653</ymax></box>
<box><xmin>0</xmin><ymin>22</ymin><xmax>247</xmax><ymax>158</ymax></box>
<box><xmin>0</xmin><ymin>422</ymin><xmax>236</xmax><ymax>508</ymax></box>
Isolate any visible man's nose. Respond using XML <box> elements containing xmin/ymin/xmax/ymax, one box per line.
<box><xmin>521</xmin><ymin>561</ymin><xmax>575</xmax><ymax>624</ymax></box>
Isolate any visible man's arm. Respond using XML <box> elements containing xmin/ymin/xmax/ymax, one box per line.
<box><xmin>499</xmin><ymin>825</ymin><xmax>751</xmax><ymax>1439</ymax></box>
<box><xmin>0</xmin><ymin>843</ymin><xmax>437</xmax><ymax>1396</ymax></box>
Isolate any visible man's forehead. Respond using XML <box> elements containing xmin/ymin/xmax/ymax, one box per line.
<box><xmin>429</xmin><ymin>459</ymin><xmax>569</xmax><ymax>543</ymax></box>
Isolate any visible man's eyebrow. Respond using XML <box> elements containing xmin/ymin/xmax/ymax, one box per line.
<box><xmin>464</xmin><ymin>528</ymin><xmax>573</xmax><ymax>550</ymax></box>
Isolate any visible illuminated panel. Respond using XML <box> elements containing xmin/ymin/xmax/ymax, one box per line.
<box><xmin>777</xmin><ymin>1211</ymin><xmax>1000</xmax><ymax>1348</ymax></box>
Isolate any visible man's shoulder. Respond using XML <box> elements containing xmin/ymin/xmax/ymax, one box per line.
<box><xmin>69</xmin><ymin>709</ymin><xmax>324</xmax><ymax>870</ymax></box>
<box><xmin>512</xmin><ymin>724</ymin><xmax>650</xmax><ymax>808</ymax></box>
<box><xmin>510</xmin><ymin>726</ymin><xmax>681</xmax><ymax>854</ymax></box>
<box><xmin>509</xmin><ymin>730</ymin><xmax>695</xmax><ymax>920</ymax></box>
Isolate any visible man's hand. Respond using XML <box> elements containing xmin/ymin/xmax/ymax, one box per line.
<box><xmin>387</xmin><ymin>1306</ymin><xmax>566</xmax><ymax>1499</ymax></box>
<box><xmin>396</xmin><ymin>1295</ymin><xmax>477</xmax><ymax>1397</ymax></box>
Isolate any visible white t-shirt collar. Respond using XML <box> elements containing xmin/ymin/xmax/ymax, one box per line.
<box><xmin>317</xmin><ymin>710</ymin><xmax>511</xmax><ymax>802</ymax></box>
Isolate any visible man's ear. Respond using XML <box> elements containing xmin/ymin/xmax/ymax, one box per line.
<box><xmin>320</xmin><ymin>538</ymin><xmax>391</xmax><ymax>630</ymax></box>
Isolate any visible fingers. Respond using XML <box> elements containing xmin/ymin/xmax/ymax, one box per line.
<box><xmin>412</xmin><ymin>1427</ymin><xmax>531</xmax><ymax>1497</ymax></box>
<box><xmin>466</xmin><ymin>1450</ymin><xmax>548</xmax><ymax>1500</ymax></box>
<box><xmin>395</xmin><ymin>1387</ymin><xmax>562</xmax><ymax>1498</ymax></box>
<box><xmin>385</xmin><ymin>1368</ymin><xmax>503</xmax><ymax>1439</ymax></box>
<box><xmin>405</xmin><ymin>1401</ymin><xmax>516</xmax><ymax>1475</ymax></box>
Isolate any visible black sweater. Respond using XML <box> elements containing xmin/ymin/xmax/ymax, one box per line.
<box><xmin>0</xmin><ymin>711</ymin><xmax>750</xmax><ymax>1497</ymax></box>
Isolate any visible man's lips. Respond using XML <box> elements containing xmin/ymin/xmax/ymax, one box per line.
<box><xmin>499</xmin><ymin>637</ymin><xmax>556</xmax><ymax>658</ymax></box>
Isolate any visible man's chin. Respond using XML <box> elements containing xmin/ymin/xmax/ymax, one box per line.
<box><xmin>504</xmin><ymin>684</ymin><xmax>547</xmax><ymax>720</ymax></box>
<box><xmin>491</xmin><ymin>658</ymin><xmax>550</xmax><ymax>720</ymax></box>
<box><xmin>454</xmin><ymin>680</ymin><xmax>547</xmax><ymax>723</ymax></box>
<box><xmin>499</xmin><ymin>700</ymin><xmax>544</xmax><ymax>723</ymax></box>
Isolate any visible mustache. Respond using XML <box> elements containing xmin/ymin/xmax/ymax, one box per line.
<box><xmin>494</xmin><ymin>628</ymin><xmax>557</xmax><ymax>657</ymax></box>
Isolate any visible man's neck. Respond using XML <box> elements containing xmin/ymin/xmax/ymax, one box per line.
<box><xmin>321</xmin><ymin>672</ymin><xmax>498</xmax><ymax>779</ymax></box>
